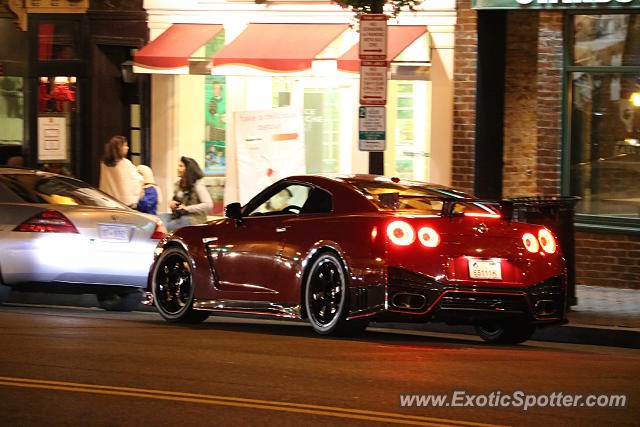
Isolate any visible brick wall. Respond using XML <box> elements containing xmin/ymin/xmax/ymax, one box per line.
<box><xmin>503</xmin><ymin>12</ymin><xmax>538</xmax><ymax>197</ymax></box>
<box><xmin>576</xmin><ymin>231</ymin><xmax>640</xmax><ymax>289</ymax></box>
<box><xmin>536</xmin><ymin>12</ymin><xmax>564</xmax><ymax>196</ymax></box>
<box><xmin>452</xmin><ymin>0</ymin><xmax>477</xmax><ymax>194</ymax></box>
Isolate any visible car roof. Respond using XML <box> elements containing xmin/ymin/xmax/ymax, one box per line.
<box><xmin>280</xmin><ymin>174</ymin><xmax>463</xmax><ymax>214</ymax></box>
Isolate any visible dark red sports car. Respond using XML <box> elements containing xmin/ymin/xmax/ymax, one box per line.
<box><xmin>146</xmin><ymin>175</ymin><xmax>567</xmax><ymax>344</ymax></box>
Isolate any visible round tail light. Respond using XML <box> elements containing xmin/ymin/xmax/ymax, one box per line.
<box><xmin>387</xmin><ymin>220</ymin><xmax>415</xmax><ymax>246</ymax></box>
<box><xmin>538</xmin><ymin>228</ymin><xmax>556</xmax><ymax>254</ymax></box>
<box><xmin>418</xmin><ymin>227</ymin><xmax>440</xmax><ymax>248</ymax></box>
<box><xmin>522</xmin><ymin>232</ymin><xmax>539</xmax><ymax>253</ymax></box>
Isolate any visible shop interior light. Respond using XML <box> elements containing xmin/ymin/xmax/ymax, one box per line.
<box><xmin>631</xmin><ymin>91</ymin><xmax>640</xmax><ymax>108</ymax></box>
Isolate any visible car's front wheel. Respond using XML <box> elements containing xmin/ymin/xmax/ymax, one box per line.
<box><xmin>304</xmin><ymin>252</ymin><xmax>367</xmax><ymax>336</ymax></box>
<box><xmin>475</xmin><ymin>321</ymin><xmax>536</xmax><ymax>344</ymax></box>
<box><xmin>97</xmin><ymin>291</ymin><xmax>142</xmax><ymax>312</ymax></box>
<box><xmin>151</xmin><ymin>246</ymin><xmax>209</xmax><ymax>323</ymax></box>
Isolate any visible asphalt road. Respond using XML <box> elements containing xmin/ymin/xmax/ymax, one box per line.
<box><xmin>0</xmin><ymin>304</ymin><xmax>638</xmax><ymax>427</ymax></box>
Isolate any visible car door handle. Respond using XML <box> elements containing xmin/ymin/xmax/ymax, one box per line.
<box><xmin>276</xmin><ymin>227</ymin><xmax>289</xmax><ymax>233</ymax></box>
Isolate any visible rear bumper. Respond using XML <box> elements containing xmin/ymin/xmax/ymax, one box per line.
<box><xmin>383</xmin><ymin>267</ymin><xmax>567</xmax><ymax>325</ymax></box>
<box><xmin>348</xmin><ymin>267</ymin><xmax>567</xmax><ymax>325</ymax></box>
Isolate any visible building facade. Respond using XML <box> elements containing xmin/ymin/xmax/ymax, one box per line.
<box><xmin>136</xmin><ymin>0</ymin><xmax>457</xmax><ymax>214</ymax></box>
<box><xmin>0</xmin><ymin>0</ymin><xmax>149</xmax><ymax>185</ymax></box>
<box><xmin>454</xmin><ymin>0</ymin><xmax>640</xmax><ymax>289</ymax></box>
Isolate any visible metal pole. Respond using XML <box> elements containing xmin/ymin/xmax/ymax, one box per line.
<box><xmin>368</xmin><ymin>0</ymin><xmax>385</xmax><ymax>175</ymax></box>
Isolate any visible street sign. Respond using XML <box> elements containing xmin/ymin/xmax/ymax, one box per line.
<box><xmin>359</xmin><ymin>60</ymin><xmax>387</xmax><ymax>105</ymax></box>
<box><xmin>359</xmin><ymin>14</ymin><xmax>387</xmax><ymax>60</ymax></box>
<box><xmin>359</xmin><ymin>106</ymin><xmax>386</xmax><ymax>151</ymax></box>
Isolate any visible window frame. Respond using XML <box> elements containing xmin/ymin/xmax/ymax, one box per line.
<box><xmin>563</xmin><ymin>10</ymin><xmax>640</xmax><ymax>234</ymax></box>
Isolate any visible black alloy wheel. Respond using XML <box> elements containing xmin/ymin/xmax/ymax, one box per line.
<box><xmin>304</xmin><ymin>252</ymin><xmax>367</xmax><ymax>335</ymax></box>
<box><xmin>152</xmin><ymin>247</ymin><xmax>209</xmax><ymax>323</ymax></box>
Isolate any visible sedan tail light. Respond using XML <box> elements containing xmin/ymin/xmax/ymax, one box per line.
<box><xmin>538</xmin><ymin>228</ymin><xmax>556</xmax><ymax>254</ymax></box>
<box><xmin>14</xmin><ymin>209</ymin><xmax>79</xmax><ymax>234</ymax></box>
<box><xmin>522</xmin><ymin>232</ymin><xmax>539</xmax><ymax>253</ymax></box>
<box><xmin>387</xmin><ymin>220</ymin><xmax>415</xmax><ymax>246</ymax></box>
<box><xmin>151</xmin><ymin>219</ymin><xmax>167</xmax><ymax>239</ymax></box>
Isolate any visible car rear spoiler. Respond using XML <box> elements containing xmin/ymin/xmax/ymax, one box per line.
<box><xmin>441</xmin><ymin>198</ymin><xmax>514</xmax><ymax>221</ymax></box>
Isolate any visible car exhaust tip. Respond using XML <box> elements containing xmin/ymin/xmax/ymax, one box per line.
<box><xmin>391</xmin><ymin>292</ymin><xmax>426</xmax><ymax>310</ymax></box>
<box><xmin>534</xmin><ymin>299</ymin><xmax>556</xmax><ymax>316</ymax></box>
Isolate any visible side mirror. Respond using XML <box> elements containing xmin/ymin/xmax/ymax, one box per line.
<box><xmin>225</xmin><ymin>202</ymin><xmax>242</xmax><ymax>220</ymax></box>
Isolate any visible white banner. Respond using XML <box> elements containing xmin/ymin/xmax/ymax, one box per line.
<box><xmin>234</xmin><ymin>107</ymin><xmax>305</xmax><ymax>204</ymax></box>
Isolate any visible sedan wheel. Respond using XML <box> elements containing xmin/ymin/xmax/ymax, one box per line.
<box><xmin>152</xmin><ymin>247</ymin><xmax>209</xmax><ymax>323</ymax></box>
<box><xmin>0</xmin><ymin>282</ymin><xmax>11</xmax><ymax>305</ymax></box>
<box><xmin>304</xmin><ymin>252</ymin><xmax>366</xmax><ymax>335</ymax></box>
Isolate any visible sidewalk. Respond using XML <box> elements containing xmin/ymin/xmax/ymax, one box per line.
<box><xmin>569</xmin><ymin>285</ymin><xmax>640</xmax><ymax>329</ymax></box>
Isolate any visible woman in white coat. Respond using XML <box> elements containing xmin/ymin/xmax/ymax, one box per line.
<box><xmin>99</xmin><ymin>135</ymin><xmax>142</xmax><ymax>207</ymax></box>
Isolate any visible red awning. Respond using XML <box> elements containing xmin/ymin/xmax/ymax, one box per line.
<box><xmin>337</xmin><ymin>26</ymin><xmax>428</xmax><ymax>72</ymax></box>
<box><xmin>134</xmin><ymin>24</ymin><xmax>224</xmax><ymax>70</ymax></box>
<box><xmin>211</xmin><ymin>23</ymin><xmax>349</xmax><ymax>73</ymax></box>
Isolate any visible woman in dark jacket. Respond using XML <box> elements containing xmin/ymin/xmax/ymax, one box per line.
<box><xmin>165</xmin><ymin>157</ymin><xmax>213</xmax><ymax>231</ymax></box>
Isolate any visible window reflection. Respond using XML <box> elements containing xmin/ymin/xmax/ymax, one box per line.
<box><xmin>573</xmin><ymin>15</ymin><xmax>640</xmax><ymax>66</ymax></box>
<box><xmin>570</xmin><ymin>73</ymin><xmax>640</xmax><ymax>217</ymax></box>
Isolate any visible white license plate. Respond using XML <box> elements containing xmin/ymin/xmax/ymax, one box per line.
<box><xmin>468</xmin><ymin>259</ymin><xmax>502</xmax><ymax>280</ymax></box>
<box><xmin>98</xmin><ymin>224</ymin><xmax>131</xmax><ymax>242</ymax></box>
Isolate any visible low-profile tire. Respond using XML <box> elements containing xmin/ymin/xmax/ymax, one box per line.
<box><xmin>97</xmin><ymin>291</ymin><xmax>142</xmax><ymax>312</ymax></box>
<box><xmin>304</xmin><ymin>252</ymin><xmax>365</xmax><ymax>336</ymax></box>
<box><xmin>151</xmin><ymin>246</ymin><xmax>209</xmax><ymax>324</ymax></box>
<box><xmin>475</xmin><ymin>321</ymin><xmax>536</xmax><ymax>344</ymax></box>
<box><xmin>0</xmin><ymin>282</ymin><xmax>11</xmax><ymax>305</ymax></box>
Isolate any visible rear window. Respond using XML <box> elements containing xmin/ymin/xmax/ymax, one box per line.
<box><xmin>353</xmin><ymin>181</ymin><xmax>499</xmax><ymax>216</ymax></box>
<box><xmin>0</xmin><ymin>173</ymin><xmax>128</xmax><ymax>209</ymax></box>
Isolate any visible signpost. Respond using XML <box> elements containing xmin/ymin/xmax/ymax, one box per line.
<box><xmin>359</xmin><ymin>13</ymin><xmax>388</xmax><ymax>167</ymax></box>
<box><xmin>359</xmin><ymin>106</ymin><xmax>386</xmax><ymax>151</ymax></box>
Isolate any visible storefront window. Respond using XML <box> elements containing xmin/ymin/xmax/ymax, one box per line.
<box><xmin>38</xmin><ymin>22</ymin><xmax>80</xmax><ymax>61</ymax></box>
<box><xmin>570</xmin><ymin>72</ymin><xmax>640</xmax><ymax>217</ymax></box>
<box><xmin>37</xmin><ymin>76</ymin><xmax>77</xmax><ymax>175</ymax></box>
<box><xmin>569</xmin><ymin>14</ymin><xmax>640</xmax><ymax>219</ymax></box>
<box><xmin>386</xmin><ymin>80</ymin><xmax>430</xmax><ymax>181</ymax></box>
<box><xmin>0</xmin><ymin>76</ymin><xmax>24</xmax><ymax>161</ymax></box>
<box><xmin>303</xmin><ymin>88</ymin><xmax>340</xmax><ymax>173</ymax></box>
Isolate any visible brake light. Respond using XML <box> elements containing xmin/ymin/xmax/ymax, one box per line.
<box><xmin>151</xmin><ymin>219</ymin><xmax>167</xmax><ymax>239</ymax></box>
<box><xmin>418</xmin><ymin>227</ymin><xmax>440</xmax><ymax>248</ymax></box>
<box><xmin>14</xmin><ymin>209</ymin><xmax>79</xmax><ymax>233</ymax></box>
<box><xmin>387</xmin><ymin>220</ymin><xmax>415</xmax><ymax>246</ymax></box>
<box><xmin>538</xmin><ymin>228</ymin><xmax>556</xmax><ymax>254</ymax></box>
<box><xmin>522</xmin><ymin>233</ymin><xmax>539</xmax><ymax>253</ymax></box>
<box><xmin>464</xmin><ymin>212</ymin><xmax>501</xmax><ymax>218</ymax></box>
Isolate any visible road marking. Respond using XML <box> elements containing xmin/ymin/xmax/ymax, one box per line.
<box><xmin>0</xmin><ymin>376</ymin><xmax>508</xmax><ymax>427</ymax></box>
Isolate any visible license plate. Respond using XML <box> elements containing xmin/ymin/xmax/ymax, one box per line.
<box><xmin>468</xmin><ymin>259</ymin><xmax>502</xmax><ymax>280</ymax></box>
<box><xmin>98</xmin><ymin>224</ymin><xmax>131</xmax><ymax>242</ymax></box>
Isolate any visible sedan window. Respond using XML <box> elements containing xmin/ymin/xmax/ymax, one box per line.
<box><xmin>0</xmin><ymin>173</ymin><xmax>128</xmax><ymax>208</ymax></box>
<box><xmin>247</xmin><ymin>184</ymin><xmax>311</xmax><ymax>216</ymax></box>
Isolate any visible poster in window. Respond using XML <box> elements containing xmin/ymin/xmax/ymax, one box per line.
<box><xmin>204</xmin><ymin>75</ymin><xmax>226</xmax><ymax>175</ymax></box>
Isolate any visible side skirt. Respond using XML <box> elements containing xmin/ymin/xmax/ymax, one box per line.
<box><xmin>192</xmin><ymin>299</ymin><xmax>301</xmax><ymax>319</ymax></box>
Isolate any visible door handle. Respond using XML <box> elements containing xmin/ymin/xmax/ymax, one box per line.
<box><xmin>276</xmin><ymin>227</ymin><xmax>289</xmax><ymax>233</ymax></box>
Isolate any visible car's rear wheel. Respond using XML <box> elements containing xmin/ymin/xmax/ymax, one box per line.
<box><xmin>304</xmin><ymin>252</ymin><xmax>367</xmax><ymax>336</ymax></box>
<box><xmin>97</xmin><ymin>291</ymin><xmax>142</xmax><ymax>312</ymax></box>
<box><xmin>152</xmin><ymin>246</ymin><xmax>209</xmax><ymax>323</ymax></box>
<box><xmin>475</xmin><ymin>321</ymin><xmax>536</xmax><ymax>344</ymax></box>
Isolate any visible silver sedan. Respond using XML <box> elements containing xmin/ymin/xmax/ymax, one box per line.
<box><xmin>0</xmin><ymin>167</ymin><xmax>165</xmax><ymax>311</ymax></box>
